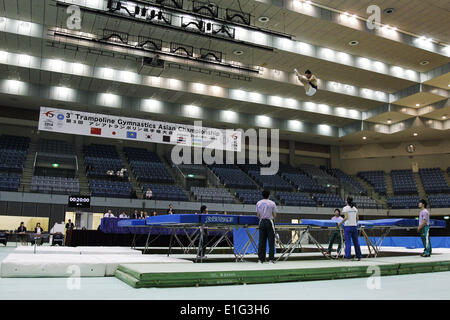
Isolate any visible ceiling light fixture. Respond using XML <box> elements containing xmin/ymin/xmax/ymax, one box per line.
<box><xmin>233</xmin><ymin>50</ymin><xmax>244</xmax><ymax>56</ymax></box>
<box><xmin>416</xmin><ymin>104</ymin><xmax>420</xmax><ymax>107</ymax></box>
<box><xmin>384</xmin><ymin>8</ymin><xmax>395</xmax><ymax>14</ymax></box>
<box><xmin>413</xmin><ymin>132</ymin><xmax>418</xmax><ymax>137</ymax></box>
<box><xmin>348</xmin><ymin>40</ymin><xmax>359</xmax><ymax>46</ymax></box>
<box><xmin>362</xmin><ymin>136</ymin><xmax>367</xmax><ymax>140</ymax></box>
<box><xmin>420</xmin><ymin>60</ymin><xmax>430</xmax><ymax>66</ymax></box>
<box><xmin>387</xmin><ymin>119</ymin><xmax>392</xmax><ymax>124</ymax></box>
<box><xmin>258</xmin><ymin>16</ymin><xmax>269</xmax><ymax>23</ymax></box>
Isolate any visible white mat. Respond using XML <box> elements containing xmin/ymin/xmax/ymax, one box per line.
<box><xmin>78</xmin><ymin>247</ymin><xmax>142</xmax><ymax>255</ymax></box>
<box><xmin>13</xmin><ymin>246</ymin><xmax>142</xmax><ymax>255</ymax></box>
<box><xmin>0</xmin><ymin>253</ymin><xmax>191</xmax><ymax>277</ymax></box>
<box><xmin>96</xmin><ymin>254</ymin><xmax>192</xmax><ymax>276</ymax></box>
<box><xmin>0</xmin><ymin>254</ymin><xmax>106</xmax><ymax>278</ymax></box>
<box><xmin>13</xmin><ymin>246</ymin><xmax>81</xmax><ymax>254</ymax></box>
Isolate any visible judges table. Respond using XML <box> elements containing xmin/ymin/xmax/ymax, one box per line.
<box><xmin>113</xmin><ymin>215</ymin><xmax>446</xmax><ymax>262</ymax></box>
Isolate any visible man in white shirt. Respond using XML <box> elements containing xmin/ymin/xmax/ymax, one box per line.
<box><xmin>338</xmin><ymin>196</ymin><xmax>362</xmax><ymax>261</ymax></box>
<box><xmin>104</xmin><ymin>209</ymin><xmax>115</xmax><ymax>218</ymax></box>
<box><xmin>256</xmin><ymin>190</ymin><xmax>277</xmax><ymax>264</ymax></box>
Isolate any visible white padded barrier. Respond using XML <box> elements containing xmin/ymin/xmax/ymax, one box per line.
<box><xmin>0</xmin><ymin>253</ymin><xmax>191</xmax><ymax>277</ymax></box>
<box><xmin>78</xmin><ymin>247</ymin><xmax>142</xmax><ymax>255</ymax></box>
<box><xmin>13</xmin><ymin>246</ymin><xmax>81</xmax><ymax>254</ymax></box>
<box><xmin>0</xmin><ymin>254</ymin><xmax>106</xmax><ymax>278</ymax></box>
<box><xmin>13</xmin><ymin>246</ymin><xmax>142</xmax><ymax>255</ymax></box>
<box><xmin>96</xmin><ymin>254</ymin><xmax>192</xmax><ymax>276</ymax></box>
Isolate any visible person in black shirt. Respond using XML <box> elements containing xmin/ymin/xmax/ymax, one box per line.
<box><xmin>17</xmin><ymin>222</ymin><xmax>27</xmax><ymax>245</ymax></box>
<box><xmin>65</xmin><ymin>219</ymin><xmax>74</xmax><ymax>230</ymax></box>
<box><xmin>131</xmin><ymin>209</ymin><xmax>139</xmax><ymax>219</ymax></box>
<box><xmin>167</xmin><ymin>204</ymin><xmax>175</xmax><ymax>215</ymax></box>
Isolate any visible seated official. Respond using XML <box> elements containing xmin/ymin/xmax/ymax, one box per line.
<box><xmin>104</xmin><ymin>210</ymin><xmax>116</xmax><ymax>218</ymax></box>
<box><xmin>17</xmin><ymin>222</ymin><xmax>27</xmax><ymax>245</ymax></box>
<box><xmin>32</xmin><ymin>223</ymin><xmax>45</xmax><ymax>246</ymax></box>
<box><xmin>119</xmin><ymin>211</ymin><xmax>128</xmax><ymax>218</ymax></box>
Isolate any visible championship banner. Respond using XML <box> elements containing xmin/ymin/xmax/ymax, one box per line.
<box><xmin>38</xmin><ymin>107</ymin><xmax>242</xmax><ymax>152</ymax></box>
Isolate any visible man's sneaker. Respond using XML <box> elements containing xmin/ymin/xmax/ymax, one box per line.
<box><xmin>269</xmin><ymin>260</ymin><xmax>275</xmax><ymax>264</ymax></box>
<box><xmin>258</xmin><ymin>260</ymin><xmax>263</xmax><ymax>264</ymax></box>
<box><xmin>421</xmin><ymin>254</ymin><xmax>431</xmax><ymax>257</ymax></box>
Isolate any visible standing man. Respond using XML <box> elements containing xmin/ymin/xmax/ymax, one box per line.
<box><xmin>326</xmin><ymin>208</ymin><xmax>343</xmax><ymax>257</ymax></box>
<box><xmin>418</xmin><ymin>199</ymin><xmax>432</xmax><ymax>257</ymax></box>
<box><xmin>167</xmin><ymin>204</ymin><xmax>175</xmax><ymax>215</ymax></box>
<box><xmin>256</xmin><ymin>190</ymin><xmax>277</xmax><ymax>264</ymax></box>
<box><xmin>65</xmin><ymin>219</ymin><xmax>75</xmax><ymax>246</ymax></box>
<box><xmin>338</xmin><ymin>197</ymin><xmax>362</xmax><ymax>261</ymax></box>
<box><xmin>65</xmin><ymin>219</ymin><xmax>74</xmax><ymax>230</ymax></box>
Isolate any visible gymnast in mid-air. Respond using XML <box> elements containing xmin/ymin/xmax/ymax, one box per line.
<box><xmin>294</xmin><ymin>68</ymin><xmax>318</xmax><ymax>96</ymax></box>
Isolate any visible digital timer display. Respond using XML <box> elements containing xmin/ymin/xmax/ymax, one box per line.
<box><xmin>68</xmin><ymin>196</ymin><xmax>91</xmax><ymax>208</ymax></box>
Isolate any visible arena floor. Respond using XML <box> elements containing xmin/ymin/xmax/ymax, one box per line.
<box><xmin>1</xmin><ymin>245</ymin><xmax>450</xmax><ymax>300</ymax></box>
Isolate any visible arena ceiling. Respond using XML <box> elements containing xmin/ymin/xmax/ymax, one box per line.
<box><xmin>0</xmin><ymin>0</ymin><xmax>448</xmax><ymax>146</ymax></box>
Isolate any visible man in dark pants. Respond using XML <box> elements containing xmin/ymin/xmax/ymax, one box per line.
<box><xmin>256</xmin><ymin>190</ymin><xmax>277</xmax><ymax>264</ymax></box>
<box><xmin>326</xmin><ymin>209</ymin><xmax>343</xmax><ymax>257</ymax></box>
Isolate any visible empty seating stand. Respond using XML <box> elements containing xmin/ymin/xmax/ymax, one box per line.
<box><xmin>210</xmin><ymin>165</ymin><xmax>258</xmax><ymax>189</ymax></box>
<box><xmin>90</xmin><ymin>180</ymin><xmax>132</xmax><ymax>198</ymax></box>
<box><xmin>419</xmin><ymin>168</ymin><xmax>450</xmax><ymax>194</ymax></box>
<box><xmin>247</xmin><ymin>171</ymin><xmax>293</xmax><ymax>192</ymax></box>
<box><xmin>313</xmin><ymin>193</ymin><xmax>345</xmax><ymax>208</ymax></box>
<box><xmin>0</xmin><ymin>173</ymin><xmax>21</xmax><ymax>191</ymax></box>
<box><xmin>142</xmin><ymin>183</ymin><xmax>188</xmax><ymax>201</ymax></box>
<box><xmin>0</xmin><ymin>135</ymin><xmax>29</xmax><ymax>173</ymax></box>
<box><xmin>31</xmin><ymin>176</ymin><xmax>79</xmax><ymax>195</ymax></box>
<box><xmin>38</xmin><ymin>139</ymin><xmax>76</xmax><ymax>155</ymax></box>
<box><xmin>328</xmin><ymin>168</ymin><xmax>367</xmax><ymax>195</ymax></box>
<box><xmin>299</xmin><ymin>164</ymin><xmax>339</xmax><ymax>187</ymax></box>
<box><xmin>234</xmin><ymin>189</ymin><xmax>264</xmax><ymax>204</ymax></box>
<box><xmin>191</xmin><ymin>187</ymin><xmax>235</xmax><ymax>203</ymax></box>
<box><xmin>428</xmin><ymin>194</ymin><xmax>450</xmax><ymax>208</ymax></box>
<box><xmin>239</xmin><ymin>164</ymin><xmax>292</xmax><ymax>192</ymax></box>
<box><xmin>390</xmin><ymin>170</ymin><xmax>417</xmax><ymax>194</ymax></box>
<box><xmin>352</xmin><ymin>195</ymin><xmax>379</xmax><ymax>209</ymax></box>
<box><xmin>124</xmin><ymin>147</ymin><xmax>174</xmax><ymax>183</ymax></box>
<box><xmin>387</xmin><ymin>195</ymin><xmax>420</xmax><ymax>209</ymax></box>
<box><xmin>276</xmin><ymin>192</ymin><xmax>316</xmax><ymax>207</ymax></box>
<box><xmin>281</xmin><ymin>172</ymin><xmax>325</xmax><ymax>193</ymax></box>
<box><xmin>358</xmin><ymin>171</ymin><xmax>387</xmax><ymax>195</ymax></box>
